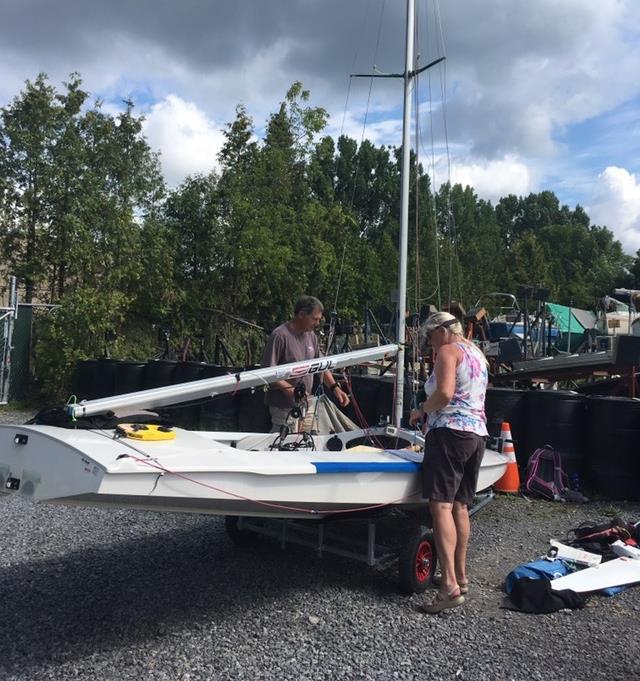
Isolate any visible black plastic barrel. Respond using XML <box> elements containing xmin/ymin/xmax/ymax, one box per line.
<box><xmin>585</xmin><ymin>396</ymin><xmax>640</xmax><ymax>500</ymax></box>
<box><xmin>169</xmin><ymin>361</ymin><xmax>207</xmax><ymax>428</ymax></box>
<box><xmin>343</xmin><ymin>375</ymin><xmax>381</xmax><ymax>427</ymax></box>
<box><xmin>237</xmin><ymin>365</ymin><xmax>271</xmax><ymax>432</ymax></box>
<box><xmin>70</xmin><ymin>359</ymin><xmax>100</xmax><ymax>400</ymax></box>
<box><xmin>113</xmin><ymin>360</ymin><xmax>147</xmax><ymax>395</ymax></box>
<box><xmin>374</xmin><ymin>377</ymin><xmax>395</xmax><ymax>425</ymax></box>
<box><xmin>485</xmin><ymin>387</ymin><xmax>528</xmax><ymax>466</ymax></box>
<box><xmin>199</xmin><ymin>365</ymin><xmax>241</xmax><ymax>431</ymax></box>
<box><xmin>174</xmin><ymin>361</ymin><xmax>206</xmax><ymax>385</ymax></box>
<box><xmin>93</xmin><ymin>358</ymin><xmax>118</xmax><ymax>398</ymax></box>
<box><xmin>144</xmin><ymin>359</ymin><xmax>178</xmax><ymax>389</ymax></box>
<box><xmin>524</xmin><ymin>390</ymin><xmax>586</xmax><ymax>478</ymax></box>
<box><xmin>375</xmin><ymin>378</ymin><xmax>416</xmax><ymax>425</ymax></box>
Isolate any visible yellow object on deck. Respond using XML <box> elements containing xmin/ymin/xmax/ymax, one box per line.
<box><xmin>116</xmin><ymin>424</ymin><xmax>176</xmax><ymax>441</ymax></box>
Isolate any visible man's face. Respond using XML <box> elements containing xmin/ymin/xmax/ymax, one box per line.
<box><xmin>300</xmin><ymin>307</ymin><xmax>323</xmax><ymax>332</ymax></box>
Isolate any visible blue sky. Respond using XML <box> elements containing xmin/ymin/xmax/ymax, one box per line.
<box><xmin>2</xmin><ymin>0</ymin><xmax>640</xmax><ymax>253</ymax></box>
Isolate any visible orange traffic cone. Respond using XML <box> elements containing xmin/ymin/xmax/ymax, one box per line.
<box><xmin>494</xmin><ymin>421</ymin><xmax>521</xmax><ymax>493</ymax></box>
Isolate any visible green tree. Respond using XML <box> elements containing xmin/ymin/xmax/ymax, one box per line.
<box><xmin>163</xmin><ymin>173</ymin><xmax>224</xmax><ymax>323</ymax></box>
<box><xmin>1</xmin><ymin>74</ymin><xmax>61</xmax><ymax>301</ymax></box>
<box><xmin>0</xmin><ymin>74</ymin><xmax>165</xmax><ymax>396</ymax></box>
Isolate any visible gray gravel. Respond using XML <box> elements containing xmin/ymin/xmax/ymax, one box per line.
<box><xmin>1</xmin><ymin>407</ymin><xmax>639</xmax><ymax>680</ymax></box>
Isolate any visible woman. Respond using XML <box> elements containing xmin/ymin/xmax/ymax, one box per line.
<box><xmin>409</xmin><ymin>311</ymin><xmax>488</xmax><ymax>613</ymax></box>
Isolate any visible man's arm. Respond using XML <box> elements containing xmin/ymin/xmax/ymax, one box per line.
<box><xmin>261</xmin><ymin>332</ymin><xmax>295</xmax><ymax>401</ymax></box>
<box><xmin>323</xmin><ymin>371</ymin><xmax>350</xmax><ymax>407</ymax></box>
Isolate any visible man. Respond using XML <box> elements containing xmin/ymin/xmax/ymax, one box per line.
<box><xmin>261</xmin><ymin>295</ymin><xmax>350</xmax><ymax>433</ymax></box>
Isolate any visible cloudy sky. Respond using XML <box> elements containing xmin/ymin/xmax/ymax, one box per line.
<box><xmin>2</xmin><ymin>0</ymin><xmax>640</xmax><ymax>253</ymax></box>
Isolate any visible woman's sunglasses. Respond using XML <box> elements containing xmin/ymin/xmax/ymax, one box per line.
<box><xmin>426</xmin><ymin>318</ymin><xmax>457</xmax><ymax>340</ymax></box>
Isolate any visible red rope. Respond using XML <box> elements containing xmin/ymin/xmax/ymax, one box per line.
<box><xmin>343</xmin><ymin>375</ymin><xmax>389</xmax><ymax>449</ymax></box>
<box><xmin>122</xmin><ymin>453</ymin><xmax>422</xmax><ymax>516</ymax></box>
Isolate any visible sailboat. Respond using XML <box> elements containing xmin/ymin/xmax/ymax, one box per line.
<box><xmin>0</xmin><ymin>1</ymin><xmax>508</xmax><ymax>525</ymax></box>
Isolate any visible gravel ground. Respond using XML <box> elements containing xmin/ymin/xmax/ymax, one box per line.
<box><xmin>1</xmin><ymin>408</ymin><xmax>639</xmax><ymax>681</ymax></box>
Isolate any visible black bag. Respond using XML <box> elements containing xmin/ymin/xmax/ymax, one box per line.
<box><xmin>508</xmin><ymin>577</ymin><xmax>586</xmax><ymax>613</ymax></box>
<box><xmin>566</xmin><ymin>518</ymin><xmax>637</xmax><ymax>559</ymax></box>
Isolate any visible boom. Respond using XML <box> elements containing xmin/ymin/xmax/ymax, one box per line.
<box><xmin>67</xmin><ymin>344</ymin><xmax>399</xmax><ymax>419</ymax></box>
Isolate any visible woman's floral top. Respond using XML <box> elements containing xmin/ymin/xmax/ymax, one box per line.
<box><xmin>425</xmin><ymin>342</ymin><xmax>488</xmax><ymax>436</ymax></box>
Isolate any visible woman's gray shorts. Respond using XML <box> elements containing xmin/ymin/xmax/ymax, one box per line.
<box><xmin>422</xmin><ymin>428</ymin><xmax>485</xmax><ymax>505</ymax></box>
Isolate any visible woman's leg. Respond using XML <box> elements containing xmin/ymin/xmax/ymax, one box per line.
<box><xmin>429</xmin><ymin>499</ymin><xmax>459</xmax><ymax>594</ymax></box>
<box><xmin>452</xmin><ymin>501</ymin><xmax>470</xmax><ymax>584</ymax></box>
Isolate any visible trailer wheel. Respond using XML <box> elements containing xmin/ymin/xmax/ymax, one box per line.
<box><xmin>225</xmin><ymin>516</ymin><xmax>252</xmax><ymax>544</ymax></box>
<box><xmin>398</xmin><ymin>526</ymin><xmax>437</xmax><ymax>594</ymax></box>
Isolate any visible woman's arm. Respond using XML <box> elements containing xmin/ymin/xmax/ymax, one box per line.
<box><xmin>409</xmin><ymin>344</ymin><xmax>460</xmax><ymax>425</ymax></box>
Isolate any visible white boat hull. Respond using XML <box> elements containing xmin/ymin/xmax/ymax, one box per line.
<box><xmin>0</xmin><ymin>424</ymin><xmax>508</xmax><ymax>519</ymax></box>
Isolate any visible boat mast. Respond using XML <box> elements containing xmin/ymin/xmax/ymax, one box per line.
<box><xmin>393</xmin><ymin>0</ymin><xmax>415</xmax><ymax>427</ymax></box>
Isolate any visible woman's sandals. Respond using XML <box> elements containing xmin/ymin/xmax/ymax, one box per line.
<box><xmin>418</xmin><ymin>587</ymin><xmax>465</xmax><ymax>614</ymax></box>
<box><xmin>432</xmin><ymin>573</ymin><xmax>469</xmax><ymax>595</ymax></box>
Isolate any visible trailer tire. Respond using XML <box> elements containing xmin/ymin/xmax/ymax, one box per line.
<box><xmin>398</xmin><ymin>526</ymin><xmax>437</xmax><ymax>594</ymax></box>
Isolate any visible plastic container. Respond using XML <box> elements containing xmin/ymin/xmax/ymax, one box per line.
<box><xmin>199</xmin><ymin>365</ymin><xmax>241</xmax><ymax>431</ymax></box>
<box><xmin>484</xmin><ymin>387</ymin><xmax>528</xmax><ymax>466</ymax></box>
<box><xmin>144</xmin><ymin>359</ymin><xmax>178</xmax><ymax>389</ymax></box>
<box><xmin>585</xmin><ymin>396</ymin><xmax>640</xmax><ymax>500</ymax></box>
<box><xmin>70</xmin><ymin>359</ymin><xmax>100</xmax><ymax>400</ymax></box>
<box><xmin>169</xmin><ymin>361</ymin><xmax>207</xmax><ymax>428</ymax></box>
<box><xmin>524</xmin><ymin>389</ymin><xmax>586</xmax><ymax>477</ymax></box>
<box><xmin>342</xmin><ymin>375</ymin><xmax>381</xmax><ymax>427</ymax></box>
<box><xmin>93</xmin><ymin>358</ymin><xmax>118</xmax><ymax>399</ymax></box>
<box><xmin>113</xmin><ymin>360</ymin><xmax>147</xmax><ymax>396</ymax></box>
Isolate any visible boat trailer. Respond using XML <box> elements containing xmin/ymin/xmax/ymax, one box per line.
<box><xmin>224</xmin><ymin>492</ymin><xmax>495</xmax><ymax>594</ymax></box>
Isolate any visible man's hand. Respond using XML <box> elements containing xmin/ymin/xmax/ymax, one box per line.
<box><xmin>333</xmin><ymin>385</ymin><xmax>350</xmax><ymax>408</ymax></box>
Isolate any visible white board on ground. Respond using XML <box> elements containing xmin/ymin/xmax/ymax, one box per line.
<box><xmin>549</xmin><ymin>540</ymin><xmax>602</xmax><ymax>567</ymax></box>
<box><xmin>550</xmin><ymin>557</ymin><xmax>640</xmax><ymax>593</ymax></box>
<box><xmin>611</xmin><ymin>540</ymin><xmax>640</xmax><ymax>560</ymax></box>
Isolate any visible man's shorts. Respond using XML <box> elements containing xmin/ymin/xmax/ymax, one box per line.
<box><xmin>422</xmin><ymin>428</ymin><xmax>485</xmax><ymax>505</ymax></box>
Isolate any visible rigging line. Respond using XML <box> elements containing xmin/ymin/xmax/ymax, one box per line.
<box><xmin>415</xmin><ymin>285</ymin><xmax>441</xmax><ymax>303</ymax></box>
<box><xmin>416</xmin><ymin>4</ymin><xmax>438</xmax><ymax>302</ymax></box>
<box><xmin>426</xmin><ymin>71</ymin><xmax>442</xmax><ymax>310</ymax></box>
<box><xmin>411</xmin><ymin>95</ymin><xmax>425</xmax><ymax>378</ymax></box>
<box><xmin>331</xmin><ymin>0</ymin><xmax>382</xmax><ymax>322</ymax></box>
<box><xmin>432</xmin><ymin>0</ymin><xmax>460</xmax><ymax>308</ymax></box>
<box><xmin>432</xmin><ymin>1</ymin><xmax>448</xmax><ymax>310</ymax></box>
<box><xmin>350</xmin><ymin>0</ymin><xmax>387</xmax><ymax>217</ymax></box>
<box><xmin>410</xmin><ymin>2</ymin><xmax>423</xmax><ymax>317</ymax></box>
<box><xmin>411</xmin><ymin>2</ymin><xmax>425</xmax><ymax>376</ymax></box>
<box><xmin>332</xmin><ymin>241</ymin><xmax>348</xmax><ymax>314</ymax></box>
<box><xmin>339</xmin><ymin>0</ymin><xmax>371</xmax><ymax>138</ymax></box>
<box><xmin>415</xmin><ymin>4</ymin><xmax>442</xmax><ymax>310</ymax></box>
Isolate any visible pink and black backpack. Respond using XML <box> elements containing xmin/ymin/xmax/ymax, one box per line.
<box><xmin>524</xmin><ymin>446</ymin><xmax>568</xmax><ymax>501</ymax></box>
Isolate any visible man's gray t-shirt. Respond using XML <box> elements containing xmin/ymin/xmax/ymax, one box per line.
<box><xmin>260</xmin><ymin>322</ymin><xmax>319</xmax><ymax>408</ymax></box>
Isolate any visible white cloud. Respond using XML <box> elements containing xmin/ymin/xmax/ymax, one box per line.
<box><xmin>588</xmin><ymin>166</ymin><xmax>640</xmax><ymax>254</ymax></box>
<box><xmin>449</xmin><ymin>156</ymin><xmax>532</xmax><ymax>204</ymax></box>
<box><xmin>327</xmin><ymin>108</ymin><xmax>403</xmax><ymax>148</ymax></box>
<box><xmin>2</xmin><ymin>0</ymin><xmax>640</xmax><ymax>215</ymax></box>
<box><xmin>142</xmin><ymin>95</ymin><xmax>225</xmax><ymax>186</ymax></box>
<box><xmin>441</xmin><ymin>0</ymin><xmax>640</xmax><ymax>163</ymax></box>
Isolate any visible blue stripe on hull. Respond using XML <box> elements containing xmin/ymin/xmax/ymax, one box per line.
<box><xmin>311</xmin><ymin>461</ymin><xmax>421</xmax><ymax>474</ymax></box>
